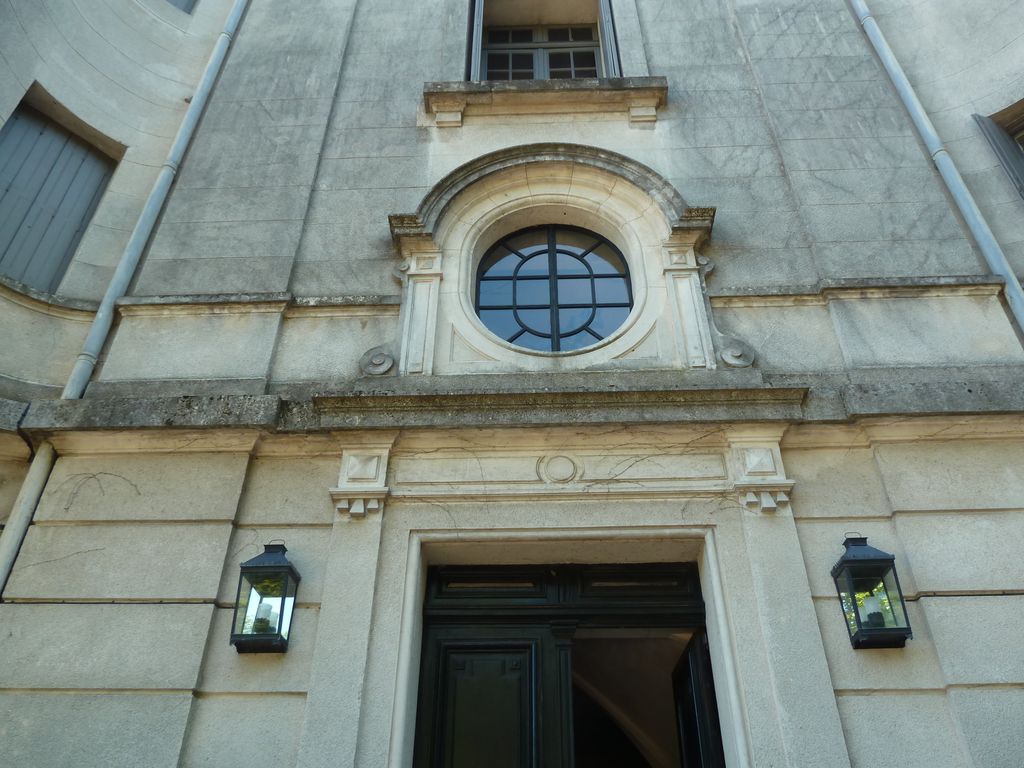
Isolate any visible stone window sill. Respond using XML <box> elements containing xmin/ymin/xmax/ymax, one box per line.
<box><xmin>423</xmin><ymin>77</ymin><xmax>668</xmax><ymax>127</ymax></box>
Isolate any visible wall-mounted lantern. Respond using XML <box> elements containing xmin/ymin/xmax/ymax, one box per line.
<box><xmin>230</xmin><ymin>543</ymin><xmax>301</xmax><ymax>653</ymax></box>
<box><xmin>831</xmin><ymin>536</ymin><xmax>912</xmax><ymax>649</ymax></box>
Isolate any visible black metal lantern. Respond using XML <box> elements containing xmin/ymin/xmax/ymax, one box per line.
<box><xmin>230</xmin><ymin>543</ymin><xmax>301</xmax><ymax>653</ymax></box>
<box><xmin>831</xmin><ymin>536</ymin><xmax>912</xmax><ymax>649</ymax></box>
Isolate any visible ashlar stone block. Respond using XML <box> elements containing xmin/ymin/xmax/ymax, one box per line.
<box><xmin>874</xmin><ymin>440</ymin><xmax>1024</xmax><ymax>511</ymax></box>
<box><xmin>922</xmin><ymin>595</ymin><xmax>1024</xmax><ymax>685</ymax></box>
<box><xmin>5</xmin><ymin>522</ymin><xmax>232</xmax><ymax>600</ymax></box>
<box><xmin>35</xmin><ymin>453</ymin><xmax>248</xmax><ymax>522</ymax></box>
<box><xmin>813</xmin><ymin>600</ymin><xmax>944</xmax><ymax>691</ymax></box>
<box><xmin>837</xmin><ymin>693</ymin><xmax>970</xmax><ymax>768</ymax></box>
<box><xmin>0</xmin><ymin>692</ymin><xmax>192</xmax><ymax>768</ymax></box>
<box><xmin>895</xmin><ymin>512</ymin><xmax>1023</xmax><ymax>593</ymax></box>
<box><xmin>180</xmin><ymin>694</ymin><xmax>306</xmax><ymax>768</ymax></box>
<box><xmin>785</xmin><ymin>447</ymin><xmax>891</xmax><ymax>518</ymax></box>
<box><xmin>237</xmin><ymin>456</ymin><xmax>339</xmax><ymax>526</ymax></box>
<box><xmin>199</xmin><ymin>607</ymin><xmax>317</xmax><ymax>694</ymax></box>
<box><xmin>0</xmin><ymin>603</ymin><xmax>212</xmax><ymax>690</ymax></box>
<box><xmin>949</xmin><ymin>688</ymin><xmax>1024</xmax><ymax>768</ymax></box>
<box><xmin>830</xmin><ymin>295</ymin><xmax>1024</xmax><ymax>368</ymax></box>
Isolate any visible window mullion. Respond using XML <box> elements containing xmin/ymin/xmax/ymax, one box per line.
<box><xmin>547</xmin><ymin>226</ymin><xmax>560</xmax><ymax>352</ymax></box>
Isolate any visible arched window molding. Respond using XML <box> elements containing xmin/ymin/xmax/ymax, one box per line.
<box><xmin>387</xmin><ymin>144</ymin><xmax>754</xmax><ymax>376</ymax></box>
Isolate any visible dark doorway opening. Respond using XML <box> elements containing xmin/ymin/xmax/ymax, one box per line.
<box><xmin>413</xmin><ymin>564</ymin><xmax>725</xmax><ymax>768</ymax></box>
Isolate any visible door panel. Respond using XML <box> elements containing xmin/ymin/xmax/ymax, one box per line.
<box><xmin>443</xmin><ymin>646</ymin><xmax>535</xmax><ymax>768</ymax></box>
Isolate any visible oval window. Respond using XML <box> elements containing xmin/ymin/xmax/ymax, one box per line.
<box><xmin>475</xmin><ymin>225</ymin><xmax>633</xmax><ymax>352</ymax></box>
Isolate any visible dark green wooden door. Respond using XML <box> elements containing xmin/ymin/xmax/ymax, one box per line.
<box><xmin>413</xmin><ymin>564</ymin><xmax>723</xmax><ymax>768</ymax></box>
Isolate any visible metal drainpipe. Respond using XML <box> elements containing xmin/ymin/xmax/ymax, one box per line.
<box><xmin>848</xmin><ymin>0</ymin><xmax>1024</xmax><ymax>328</ymax></box>
<box><xmin>0</xmin><ymin>0</ymin><xmax>250</xmax><ymax>595</ymax></box>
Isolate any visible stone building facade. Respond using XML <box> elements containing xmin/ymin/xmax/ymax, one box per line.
<box><xmin>0</xmin><ymin>0</ymin><xmax>1022</xmax><ymax>766</ymax></box>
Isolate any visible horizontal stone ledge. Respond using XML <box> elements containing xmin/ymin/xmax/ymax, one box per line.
<box><xmin>18</xmin><ymin>368</ymin><xmax>1024</xmax><ymax>435</ymax></box>
<box><xmin>0</xmin><ymin>397</ymin><xmax>27</xmax><ymax>434</ymax></box>
<box><xmin>0</xmin><ymin>271</ymin><xmax>99</xmax><ymax>314</ymax></box>
<box><xmin>22</xmin><ymin>395</ymin><xmax>282</xmax><ymax>436</ymax></box>
<box><xmin>844</xmin><ymin>381</ymin><xmax>1024</xmax><ymax>416</ymax></box>
<box><xmin>709</xmin><ymin>275</ymin><xmax>1005</xmax><ymax>305</ymax></box>
<box><xmin>116</xmin><ymin>292</ymin><xmax>400</xmax><ymax>314</ymax></box>
<box><xmin>306</xmin><ymin>370</ymin><xmax>807</xmax><ymax>427</ymax></box>
<box><xmin>423</xmin><ymin>77</ymin><xmax>668</xmax><ymax>126</ymax></box>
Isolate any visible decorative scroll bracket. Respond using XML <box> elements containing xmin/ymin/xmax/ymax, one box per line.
<box><xmin>663</xmin><ymin>208</ymin><xmax>756</xmax><ymax>369</ymax></box>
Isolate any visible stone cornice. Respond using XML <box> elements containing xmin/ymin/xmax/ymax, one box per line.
<box><xmin>18</xmin><ymin>367</ymin><xmax>1024</xmax><ymax>438</ymax></box>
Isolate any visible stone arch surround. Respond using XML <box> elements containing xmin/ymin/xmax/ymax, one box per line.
<box><xmin>389</xmin><ymin>144</ymin><xmax>728</xmax><ymax>375</ymax></box>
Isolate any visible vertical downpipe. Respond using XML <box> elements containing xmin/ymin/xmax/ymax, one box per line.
<box><xmin>848</xmin><ymin>0</ymin><xmax>1024</xmax><ymax>328</ymax></box>
<box><xmin>0</xmin><ymin>0</ymin><xmax>251</xmax><ymax>596</ymax></box>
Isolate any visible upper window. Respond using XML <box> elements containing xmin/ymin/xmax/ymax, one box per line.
<box><xmin>974</xmin><ymin>99</ymin><xmax>1024</xmax><ymax>202</ymax></box>
<box><xmin>484</xmin><ymin>26</ymin><xmax>601</xmax><ymax>80</ymax></box>
<box><xmin>0</xmin><ymin>104</ymin><xmax>115</xmax><ymax>293</ymax></box>
<box><xmin>468</xmin><ymin>0</ymin><xmax>621</xmax><ymax>81</ymax></box>
<box><xmin>475</xmin><ymin>225</ymin><xmax>633</xmax><ymax>353</ymax></box>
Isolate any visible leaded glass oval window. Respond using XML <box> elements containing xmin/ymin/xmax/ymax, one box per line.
<box><xmin>475</xmin><ymin>225</ymin><xmax>633</xmax><ymax>352</ymax></box>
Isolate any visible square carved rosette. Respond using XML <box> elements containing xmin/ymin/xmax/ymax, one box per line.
<box><xmin>329</xmin><ymin>435</ymin><xmax>397</xmax><ymax>518</ymax></box>
<box><xmin>728</xmin><ymin>430</ymin><xmax>795</xmax><ymax>514</ymax></box>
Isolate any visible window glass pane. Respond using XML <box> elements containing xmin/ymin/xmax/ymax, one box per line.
<box><xmin>479</xmin><ymin>309</ymin><xmax>520</xmax><ymax>340</ymax></box>
<box><xmin>503</xmin><ymin>230</ymin><xmax>547</xmax><ymax>256</ymax></box>
<box><xmin>516</xmin><ymin>278</ymin><xmax>550</xmax><ymax>306</ymax></box>
<box><xmin>509</xmin><ymin>28</ymin><xmax>533</xmax><ymax>43</ymax></box>
<box><xmin>550</xmin><ymin>70</ymin><xmax>572</xmax><ymax>79</ymax></box>
<box><xmin>558</xmin><ymin>229</ymin><xmax>601</xmax><ymax>254</ymax></box>
<box><xmin>574</xmin><ymin>51</ymin><xmax>597</xmax><ymax>69</ymax></box>
<box><xmin>517</xmin><ymin>309</ymin><xmax>551</xmax><ymax>335</ymax></box>
<box><xmin>518</xmin><ymin>254</ymin><xmax>549</xmax><ymax>277</ymax></box>
<box><xmin>481</xmin><ymin>251</ymin><xmax>519</xmax><ymax>277</ymax></box>
<box><xmin>576</xmin><ymin>69</ymin><xmax>598</xmax><ymax>78</ymax></box>
<box><xmin>594</xmin><ymin>277</ymin><xmax>630</xmax><ymax>303</ymax></box>
<box><xmin>559</xmin><ymin>331</ymin><xmax>595</xmax><ymax>351</ymax></box>
<box><xmin>556</xmin><ymin>277</ymin><xmax>593</xmax><ymax>305</ymax></box>
<box><xmin>511</xmin><ymin>53</ymin><xmax>533</xmax><ymax>70</ymax></box>
<box><xmin>489</xmin><ymin>70</ymin><xmax>510</xmax><ymax>81</ymax></box>
<box><xmin>557</xmin><ymin>306</ymin><xmax>593</xmax><ymax>335</ymax></box>
<box><xmin>572</xmin><ymin>27</ymin><xmax>595</xmax><ymax>41</ymax></box>
<box><xmin>555</xmin><ymin>252</ymin><xmax>589</xmax><ymax>275</ymax></box>
<box><xmin>549</xmin><ymin>52</ymin><xmax>571</xmax><ymax>70</ymax></box>
<box><xmin>478</xmin><ymin>279</ymin><xmax>514</xmax><ymax>306</ymax></box>
<box><xmin>488</xmin><ymin>53</ymin><xmax>507</xmax><ymax>69</ymax></box>
<box><xmin>488</xmin><ymin>30</ymin><xmax>510</xmax><ymax>44</ymax></box>
<box><xmin>585</xmin><ymin>244</ymin><xmax>626</xmax><ymax>275</ymax></box>
<box><xmin>515</xmin><ymin>331</ymin><xmax>551</xmax><ymax>351</ymax></box>
<box><xmin>590</xmin><ymin>307</ymin><xmax>631</xmax><ymax>337</ymax></box>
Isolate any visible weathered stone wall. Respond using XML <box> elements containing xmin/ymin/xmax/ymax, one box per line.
<box><xmin>3</xmin><ymin>422</ymin><xmax>1020</xmax><ymax>766</ymax></box>
<box><xmin>1</xmin><ymin>0</ymin><xmax>1022</xmax><ymax>766</ymax></box>
<box><xmin>786</xmin><ymin>420</ymin><xmax>1024</xmax><ymax>768</ymax></box>
<box><xmin>0</xmin><ymin>0</ymin><xmax>233</xmax><ymax>396</ymax></box>
<box><xmin>871</xmin><ymin>0</ymin><xmax>1024</xmax><ymax>274</ymax></box>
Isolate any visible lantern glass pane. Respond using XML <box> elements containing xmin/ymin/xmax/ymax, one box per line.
<box><xmin>850</xmin><ymin>569</ymin><xmax>908</xmax><ymax>630</ymax></box>
<box><xmin>234</xmin><ymin>572</ymin><xmax>288</xmax><ymax>636</ymax></box>
<box><xmin>837</xmin><ymin>571</ymin><xmax>859</xmax><ymax>636</ymax></box>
